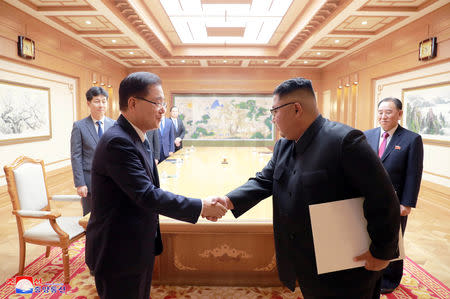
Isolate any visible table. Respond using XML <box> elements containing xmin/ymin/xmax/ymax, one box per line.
<box><xmin>154</xmin><ymin>147</ymin><xmax>279</xmax><ymax>286</ymax></box>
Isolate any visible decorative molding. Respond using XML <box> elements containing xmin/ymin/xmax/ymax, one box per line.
<box><xmin>199</xmin><ymin>244</ymin><xmax>252</xmax><ymax>261</ymax></box>
<box><xmin>173</xmin><ymin>254</ymin><xmax>198</xmax><ymax>271</ymax></box>
<box><xmin>423</xmin><ymin>171</ymin><xmax>450</xmax><ymax>181</ymax></box>
<box><xmin>253</xmin><ymin>254</ymin><xmax>276</xmax><ymax>272</ymax></box>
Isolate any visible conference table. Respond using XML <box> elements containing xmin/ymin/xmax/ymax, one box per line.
<box><xmin>155</xmin><ymin>146</ymin><xmax>279</xmax><ymax>286</ymax></box>
<box><xmin>79</xmin><ymin>147</ymin><xmax>279</xmax><ymax>286</ymax></box>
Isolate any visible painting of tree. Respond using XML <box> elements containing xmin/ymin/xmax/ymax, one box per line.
<box><xmin>403</xmin><ymin>82</ymin><xmax>450</xmax><ymax>144</ymax></box>
<box><xmin>0</xmin><ymin>81</ymin><xmax>51</xmax><ymax>144</ymax></box>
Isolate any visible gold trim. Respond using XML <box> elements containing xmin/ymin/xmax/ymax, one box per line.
<box><xmin>423</xmin><ymin>170</ymin><xmax>450</xmax><ymax>181</ymax></box>
<box><xmin>199</xmin><ymin>244</ymin><xmax>252</xmax><ymax>260</ymax></box>
<box><xmin>253</xmin><ymin>254</ymin><xmax>276</xmax><ymax>272</ymax></box>
<box><xmin>173</xmin><ymin>254</ymin><xmax>198</xmax><ymax>271</ymax></box>
<box><xmin>0</xmin><ymin>158</ymin><xmax>70</xmax><ymax>179</ymax></box>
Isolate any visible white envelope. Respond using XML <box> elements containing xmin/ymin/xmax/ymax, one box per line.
<box><xmin>309</xmin><ymin>197</ymin><xmax>404</xmax><ymax>275</ymax></box>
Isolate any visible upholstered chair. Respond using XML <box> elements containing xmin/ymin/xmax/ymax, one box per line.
<box><xmin>3</xmin><ymin>156</ymin><xmax>85</xmax><ymax>284</ymax></box>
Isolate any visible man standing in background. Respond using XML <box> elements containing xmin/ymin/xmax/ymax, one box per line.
<box><xmin>365</xmin><ymin>97</ymin><xmax>424</xmax><ymax>294</ymax></box>
<box><xmin>158</xmin><ymin>113</ymin><xmax>175</xmax><ymax>162</ymax></box>
<box><xmin>70</xmin><ymin>86</ymin><xmax>114</xmax><ymax>215</ymax></box>
<box><xmin>170</xmin><ymin>106</ymin><xmax>185</xmax><ymax>152</ymax></box>
<box><xmin>146</xmin><ymin>129</ymin><xmax>160</xmax><ymax>165</ymax></box>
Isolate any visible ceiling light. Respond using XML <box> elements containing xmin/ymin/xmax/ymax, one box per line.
<box><xmin>264</xmin><ymin>60</ymin><xmax>268</xmax><ymax>63</ymax></box>
<box><xmin>85</xmin><ymin>20</ymin><xmax>92</xmax><ymax>25</ymax></box>
<box><xmin>361</xmin><ymin>21</ymin><xmax>368</xmax><ymax>25</ymax></box>
<box><xmin>129</xmin><ymin>51</ymin><xmax>134</xmax><ymax>55</ymax></box>
<box><xmin>304</xmin><ymin>61</ymin><xmax>308</xmax><ymax>64</ymax></box>
<box><xmin>111</xmin><ymin>39</ymin><xmax>117</xmax><ymax>43</ymax></box>
<box><xmin>223</xmin><ymin>60</ymin><xmax>227</xmax><ymax>63</ymax></box>
<box><xmin>142</xmin><ymin>60</ymin><xmax>146</xmax><ymax>63</ymax></box>
<box><xmin>335</xmin><ymin>39</ymin><xmax>340</xmax><ymax>43</ymax></box>
<box><xmin>181</xmin><ymin>60</ymin><xmax>185</xmax><ymax>63</ymax></box>
<box><xmin>317</xmin><ymin>52</ymin><xmax>321</xmax><ymax>55</ymax></box>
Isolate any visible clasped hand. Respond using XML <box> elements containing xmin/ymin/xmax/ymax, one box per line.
<box><xmin>200</xmin><ymin>196</ymin><xmax>233</xmax><ymax>222</ymax></box>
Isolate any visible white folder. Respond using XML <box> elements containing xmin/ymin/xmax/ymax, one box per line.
<box><xmin>309</xmin><ymin>197</ymin><xmax>404</xmax><ymax>275</ymax></box>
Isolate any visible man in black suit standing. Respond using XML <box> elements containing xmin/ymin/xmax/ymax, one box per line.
<box><xmin>214</xmin><ymin>78</ymin><xmax>400</xmax><ymax>298</ymax></box>
<box><xmin>365</xmin><ymin>97</ymin><xmax>424</xmax><ymax>294</ymax></box>
<box><xmin>86</xmin><ymin>72</ymin><xmax>227</xmax><ymax>299</ymax></box>
<box><xmin>169</xmin><ymin>106</ymin><xmax>186</xmax><ymax>152</ymax></box>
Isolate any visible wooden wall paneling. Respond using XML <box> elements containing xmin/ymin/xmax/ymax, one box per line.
<box><xmin>0</xmin><ymin>2</ymin><xmax>127</xmax><ymax>121</ymax></box>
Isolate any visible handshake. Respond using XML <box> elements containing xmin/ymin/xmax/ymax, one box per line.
<box><xmin>200</xmin><ymin>196</ymin><xmax>235</xmax><ymax>222</ymax></box>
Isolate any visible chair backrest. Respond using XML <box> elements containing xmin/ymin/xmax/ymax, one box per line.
<box><xmin>4</xmin><ymin>157</ymin><xmax>49</xmax><ymax>211</ymax></box>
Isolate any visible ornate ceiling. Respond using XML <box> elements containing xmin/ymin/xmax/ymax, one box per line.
<box><xmin>7</xmin><ymin>0</ymin><xmax>447</xmax><ymax>68</ymax></box>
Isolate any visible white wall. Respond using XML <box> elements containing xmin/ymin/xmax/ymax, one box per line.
<box><xmin>374</xmin><ymin>61</ymin><xmax>450</xmax><ymax>188</ymax></box>
<box><xmin>0</xmin><ymin>58</ymin><xmax>77</xmax><ymax>185</ymax></box>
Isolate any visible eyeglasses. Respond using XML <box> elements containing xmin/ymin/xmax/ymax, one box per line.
<box><xmin>269</xmin><ymin>102</ymin><xmax>296</xmax><ymax>116</ymax></box>
<box><xmin>134</xmin><ymin>96</ymin><xmax>167</xmax><ymax>110</ymax></box>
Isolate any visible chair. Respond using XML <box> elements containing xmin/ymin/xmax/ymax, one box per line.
<box><xmin>3</xmin><ymin>156</ymin><xmax>85</xmax><ymax>284</ymax></box>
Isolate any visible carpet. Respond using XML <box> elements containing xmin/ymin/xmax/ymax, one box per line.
<box><xmin>0</xmin><ymin>238</ymin><xmax>448</xmax><ymax>299</ymax></box>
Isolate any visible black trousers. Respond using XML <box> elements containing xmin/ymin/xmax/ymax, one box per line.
<box><xmin>94</xmin><ymin>260</ymin><xmax>155</xmax><ymax>299</ymax></box>
<box><xmin>300</xmin><ymin>277</ymin><xmax>381</xmax><ymax>299</ymax></box>
<box><xmin>380</xmin><ymin>215</ymin><xmax>408</xmax><ymax>290</ymax></box>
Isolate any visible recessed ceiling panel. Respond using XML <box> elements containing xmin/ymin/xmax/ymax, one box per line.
<box><xmin>314</xmin><ymin>37</ymin><xmax>364</xmax><ymax>49</ymax></box>
<box><xmin>159</xmin><ymin>0</ymin><xmax>293</xmax><ymax>44</ymax></box>
<box><xmin>333</xmin><ymin>16</ymin><xmax>400</xmax><ymax>33</ymax></box>
<box><xmin>52</xmin><ymin>16</ymin><xmax>119</xmax><ymax>33</ymax></box>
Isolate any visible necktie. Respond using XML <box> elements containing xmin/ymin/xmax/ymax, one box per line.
<box><xmin>173</xmin><ymin>119</ymin><xmax>178</xmax><ymax>130</ymax></box>
<box><xmin>378</xmin><ymin>132</ymin><xmax>389</xmax><ymax>158</ymax></box>
<box><xmin>96</xmin><ymin>121</ymin><xmax>103</xmax><ymax>138</ymax></box>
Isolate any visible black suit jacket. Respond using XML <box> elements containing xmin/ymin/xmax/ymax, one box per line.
<box><xmin>86</xmin><ymin>115</ymin><xmax>202</xmax><ymax>275</ymax></box>
<box><xmin>365</xmin><ymin>125</ymin><xmax>423</xmax><ymax>207</ymax></box>
<box><xmin>227</xmin><ymin>115</ymin><xmax>400</xmax><ymax>295</ymax></box>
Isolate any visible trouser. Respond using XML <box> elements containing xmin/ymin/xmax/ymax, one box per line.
<box><xmin>94</xmin><ymin>261</ymin><xmax>154</xmax><ymax>299</ymax></box>
<box><xmin>81</xmin><ymin>192</ymin><xmax>92</xmax><ymax>216</ymax></box>
<box><xmin>380</xmin><ymin>215</ymin><xmax>408</xmax><ymax>289</ymax></box>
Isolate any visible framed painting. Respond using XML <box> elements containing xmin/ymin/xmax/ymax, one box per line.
<box><xmin>402</xmin><ymin>82</ymin><xmax>450</xmax><ymax>145</ymax></box>
<box><xmin>173</xmin><ymin>93</ymin><xmax>274</xmax><ymax>141</ymax></box>
<box><xmin>0</xmin><ymin>80</ymin><xmax>52</xmax><ymax>145</ymax></box>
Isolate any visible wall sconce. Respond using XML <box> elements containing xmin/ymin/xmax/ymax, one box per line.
<box><xmin>351</xmin><ymin>73</ymin><xmax>358</xmax><ymax>85</ymax></box>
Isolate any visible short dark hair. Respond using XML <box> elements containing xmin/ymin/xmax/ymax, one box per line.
<box><xmin>170</xmin><ymin>106</ymin><xmax>177</xmax><ymax>112</ymax></box>
<box><xmin>378</xmin><ymin>97</ymin><xmax>402</xmax><ymax>110</ymax></box>
<box><xmin>86</xmin><ymin>87</ymin><xmax>108</xmax><ymax>101</ymax></box>
<box><xmin>273</xmin><ymin>77</ymin><xmax>315</xmax><ymax>99</ymax></box>
<box><xmin>119</xmin><ymin>72</ymin><xmax>162</xmax><ymax>111</ymax></box>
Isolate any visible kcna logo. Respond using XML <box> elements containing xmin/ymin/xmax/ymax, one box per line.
<box><xmin>7</xmin><ymin>276</ymin><xmax>66</xmax><ymax>294</ymax></box>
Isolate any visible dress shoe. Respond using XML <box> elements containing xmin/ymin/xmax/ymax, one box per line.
<box><xmin>380</xmin><ymin>288</ymin><xmax>395</xmax><ymax>294</ymax></box>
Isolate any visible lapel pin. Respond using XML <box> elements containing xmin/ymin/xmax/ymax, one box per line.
<box><xmin>395</xmin><ymin>145</ymin><xmax>401</xmax><ymax>150</ymax></box>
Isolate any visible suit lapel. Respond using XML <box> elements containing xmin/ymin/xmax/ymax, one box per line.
<box><xmin>85</xmin><ymin>117</ymin><xmax>99</xmax><ymax>143</ymax></box>
<box><xmin>381</xmin><ymin>125</ymin><xmax>403</xmax><ymax>162</ymax></box>
<box><xmin>367</xmin><ymin>128</ymin><xmax>380</xmax><ymax>153</ymax></box>
<box><xmin>117</xmin><ymin>115</ymin><xmax>157</xmax><ymax>185</ymax></box>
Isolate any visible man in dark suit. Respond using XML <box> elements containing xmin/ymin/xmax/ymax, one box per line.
<box><xmin>213</xmin><ymin>78</ymin><xmax>400</xmax><ymax>298</ymax></box>
<box><xmin>158</xmin><ymin>114</ymin><xmax>175</xmax><ymax>162</ymax></box>
<box><xmin>364</xmin><ymin>97</ymin><xmax>424</xmax><ymax>294</ymax></box>
<box><xmin>145</xmin><ymin>129</ymin><xmax>160</xmax><ymax>165</ymax></box>
<box><xmin>169</xmin><ymin>106</ymin><xmax>186</xmax><ymax>152</ymax></box>
<box><xmin>70</xmin><ymin>86</ymin><xmax>114</xmax><ymax>215</ymax></box>
<box><xmin>85</xmin><ymin>72</ymin><xmax>227</xmax><ymax>299</ymax></box>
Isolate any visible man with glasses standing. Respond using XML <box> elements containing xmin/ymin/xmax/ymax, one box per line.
<box><xmin>213</xmin><ymin>77</ymin><xmax>400</xmax><ymax>298</ymax></box>
<box><xmin>70</xmin><ymin>86</ymin><xmax>114</xmax><ymax>215</ymax></box>
<box><xmin>365</xmin><ymin>97</ymin><xmax>423</xmax><ymax>294</ymax></box>
<box><xmin>86</xmin><ymin>72</ymin><xmax>227</xmax><ymax>299</ymax></box>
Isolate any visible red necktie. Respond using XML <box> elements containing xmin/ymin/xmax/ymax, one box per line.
<box><xmin>378</xmin><ymin>132</ymin><xmax>389</xmax><ymax>158</ymax></box>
